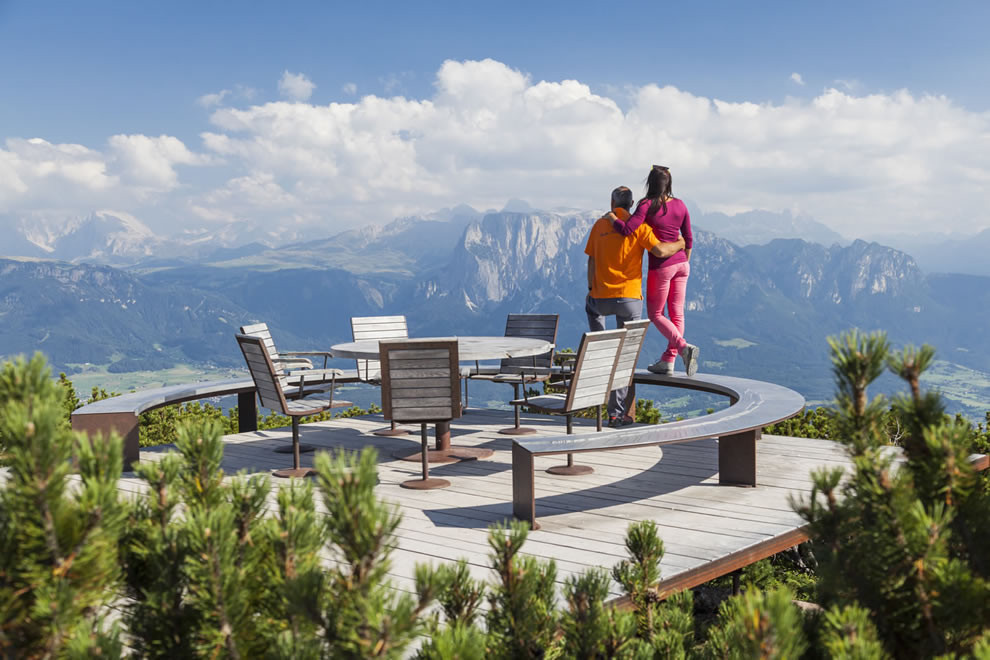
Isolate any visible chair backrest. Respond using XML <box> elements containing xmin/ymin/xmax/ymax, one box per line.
<box><xmin>563</xmin><ymin>328</ymin><xmax>627</xmax><ymax>412</ymax></box>
<box><xmin>351</xmin><ymin>315</ymin><xmax>408</xmax><ymax>381</ymax></box>
<box><xmin>235</xmin><ymin>333</ymin><xmax>288</xmax><ymax>414</ymax></box>
<box><xmin>379</xmin><ymin>339</ymin><xmax>461</xmax><ymax>424</ymax></box>
<box><xmin>240</xmin><ymin>322</ymin><xmax>279</xmax><ymax>363</ymax></box>
<box><xmin>499</xmin><ymin>314</ymin><xmax>558</xmax><ymax>370</ymax></box>
<box><xmin>610</xmin><ymin>319</ymin><xmax>651</xmax><ymax>392</ymax></box>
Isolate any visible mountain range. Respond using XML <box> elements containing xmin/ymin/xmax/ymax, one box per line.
<box><xmin>1</xmin><ymin>208</ymin><xmax>988</xmax><ymax>417</ymax></box>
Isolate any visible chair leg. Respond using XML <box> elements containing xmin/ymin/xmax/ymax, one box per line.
<box><xmin>274</xmin><ymin>413</ymin><xmax>316</xmax><ymax>454</ymax></box>
<box><xmin>273</xmin><ymin>416</ymin><xmax>316</xmax><ymax>479</ymax></box>
<box><xmin>499</xmin><ymin>383</ymin><xmax>537</xmax><ymax>435</ymax></box>
<box><xmin>597</xmin><ymin>406</ymin><xmax>602</xmax><ymax>432</ymax></box>
<box><xmin>401</xmin><ymin>423</ymin><xmax>450</xmax><ymax>490</ymax></box>
<box><xmin>546</xmin><ymin>415</ymin><xmax>593</xmax><ymax>476</ymax></box>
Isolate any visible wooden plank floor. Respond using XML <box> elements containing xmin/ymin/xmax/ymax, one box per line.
<box><xmin>126</xmin><ymin>408</ymin><xmax>853</xmax><ymax>602</ymax></box>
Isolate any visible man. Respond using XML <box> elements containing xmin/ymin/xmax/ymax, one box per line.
<box><xmin>584</xmin><ymin>186</ymin><xmax>685</xmax><ymax>426</ymax></box>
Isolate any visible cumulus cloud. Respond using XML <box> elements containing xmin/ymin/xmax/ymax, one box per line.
<box><xmin>4</xmin><ymin>58</ymin><xmax>990</xmax><ymax>239</ymax></box>
<box><xmin>278</xmin><ymin>71</ymin><xmax>315</xmax><ymax>101</ymax></box>
<box><xmin>0</xmin><ymin>133</ymin><xmax>212</xmax><ymax>215</ymax></box>
<box><xmin>108</xmin><ymin>134</ymin><xmax>213</xmax><ymax>194</ymax></box>
<box><xmin>197</xmin><ymin>89</ymin><xmax>230</xmax><ymax>107</ymax></box>
<box><xmin>790</xmin><ymin>72</ymin><xmax>805</xmax><ymax>85</ymax></box>
<box><xmin>189</xmin><ymin>58</ymin><xmax>990</xmax><ymax>237</ymax></box>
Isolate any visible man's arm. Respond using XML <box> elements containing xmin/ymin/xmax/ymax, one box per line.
<box><xmin>587</xmin><ymin>256</ymin><xmax>595</xmax><ymax>292</ymax></box>
<box><xmin>649</xmin><ymin>237</ymin><xmax>685</xmax><ymax>259</ymax></box>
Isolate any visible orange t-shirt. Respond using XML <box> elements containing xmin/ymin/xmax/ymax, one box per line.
<box><xmin>584</xmin><ymin>208</ymin><xmax>659</xmax><ymax>300</ymax></box>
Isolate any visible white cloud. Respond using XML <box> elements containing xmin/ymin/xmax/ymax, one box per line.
<box><xmin>278</xmin><ymin>71</ymin><xmax>315</xmax><ymax>102</ymax></box>
<box><xmin>197</xmin><ymin>89</ymin><xmax>230</xmax><ymax>107</ymax></box>
<box><xmin>790</xmin><ymin>72</ymin><xmax>805</xmax><ymax>86</ymax></box>
<box><xmin>4</xmin><ymin>58</ymin><xmax>990</xmax><ymax>239</ymax></box>
<box><xmin>342</xmin><ymin>82</ymin><xmax>357</xmax><ymax>95</ymax></box>
<box><xmin>108</xmin><ymin>134</ymin><xmax>212</xmax><ymax>194</ymax></box>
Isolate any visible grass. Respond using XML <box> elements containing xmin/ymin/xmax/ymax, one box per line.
<box><xmin>63</xmin><ymin>363</ymin><xmax>247</xmax><ymax>397</ymax></box>
<box><xmin>920</xmin><ymin>360</ymin><xmax>990</xmax><ymax>420</ymax></box>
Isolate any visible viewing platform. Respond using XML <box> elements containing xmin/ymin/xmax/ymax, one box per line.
<box><xmin>115</xmin><ymin>406</ymin><xmax>853</xmax><ymax>602</ymax></box>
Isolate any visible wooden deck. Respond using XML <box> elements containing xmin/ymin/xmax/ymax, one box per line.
<box><xmin>122</xmin><ymin>408</ymin><xmax>853</xmax><ymax>602</ymax></box>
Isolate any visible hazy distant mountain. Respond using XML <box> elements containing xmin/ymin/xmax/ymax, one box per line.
<box><xmin>692</xmin><ymin>208</ymin><xmax>847</xmax><ymax>247</ymax></box>
<box><xmin>0</xmin><ymin>211</ymin><xmax>283</xmax><ymax>267</ymax></box>
<box><xmin>4</xmin><ymin>210</ymin><xmax>989</xmax><ymax>416</ymax></box>
<box><xmin>867</xmin><ymin>228</ymin><xmax>990</xmax><ymax>277</ymax></box>
<box><xmin>0</xmin><ymin>257</ymin><xmax>253</xmax><ymax>370</ymax></box>
<box><xmin>200</xmin><ymin>209</ymin><xmax>484</xmax><ymax>275</ymax></box>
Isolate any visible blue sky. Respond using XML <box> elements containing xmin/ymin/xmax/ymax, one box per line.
<box><xmin>2</xmin><ymin>0</ymin><xmax>989</xmax><ymax>241</ymax></box>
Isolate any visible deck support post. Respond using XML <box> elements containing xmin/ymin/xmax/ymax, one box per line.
<box><xmin>238</xmin><ymin>391</ymin><xmax>257</xmax><ymax>432</ymax></box>
<box><xmin>512</xmin><ymin>444</ymin><xmax>539</xmax><ymax>529</ymax></box>
<box><xmin>718</xmin><ymin>428</ymin><xmax>759</xmax><ymax>486</ymax></box>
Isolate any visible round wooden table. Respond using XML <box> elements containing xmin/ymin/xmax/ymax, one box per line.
<box><xmin>330</xmin><ymin>336</ymin><xmax>553</xmax><ymax>462</ymax></box>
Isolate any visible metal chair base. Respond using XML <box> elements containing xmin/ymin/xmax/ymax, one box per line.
<box><xmin>545</xmin><ymin>452</ymin><xmax>593</xmax><ymax>476</ymax></box>
<box><xmin>499</xmin><ymin>426</ymin><xmax>537</xmax><ymax>435</ymax></box>
<box><xmin>400</xmin><ymin>477</ymin><xmax>451</xmax><ymax>490</ymax></box>
<box><xmin>374</xmin><ymin>427</ymin><xmax>410</xmax><ymax>436</ymax></box>
<box><xmin>272</xmin><ymin>467</ymin><xmax>317</xmax><ymax>479</ymax></box>
<box><xmin>274</xmin><ymin>444</ymin><xmax>316</xmax><ymax>454</ymax></box>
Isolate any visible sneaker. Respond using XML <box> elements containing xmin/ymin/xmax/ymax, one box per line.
<box><xmin>679</xmin><ymin>344</ymin><xmax>700</xmax><ymax>377</ymax></box>
<box><xmin>647</xmin><ymin>359</ymin><xmax>674</xmax><ymax>375</ymax></box>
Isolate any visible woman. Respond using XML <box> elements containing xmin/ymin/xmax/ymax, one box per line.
<box><xmin>610</xmin><ymin>165</ymin><xmax>699</xmax><ymax>376</ymax></box>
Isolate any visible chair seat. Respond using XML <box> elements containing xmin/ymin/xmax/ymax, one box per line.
<box><xmin>285</xmin><ymin>398</ymin><xmax>353</xmax><ymax>416</ymax></box>
<box><xmin>510</xmin><ymin>394</ymin><xmax>570</xmax><ymax>413</ymax></box>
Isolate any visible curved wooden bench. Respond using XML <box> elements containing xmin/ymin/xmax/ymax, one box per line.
<box><xmin>512</xmin><ymin>370</ymin><xmax>806</xmax><ymax>527</ymax></box>
<box><xmin>70</xmin><ymin>370</ymin><xmax>360</xmax><ymax>470</ymax></box>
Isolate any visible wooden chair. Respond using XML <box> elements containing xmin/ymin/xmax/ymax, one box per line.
<box><xmin>240</xmin><ymin>322</ymin><xmax>361</xmax><ymax>385</ymax></box>
<box><xmin>607</xmin><ymin>319</ymin><xmax>651</xmax><ymax>421</ymax></box>
<box><xmin>464</xmin><ymin>313</ymin><xmax>558</xmax><ymax>435</ymax></box>
<box><xmin>379</xmin><ymin>339</ymin><xmax>462</xmax><ymax>490</ymax></box>
<box><xmin>509</xmin><ymin>328</ymin><xmax>626</xmax><ymax>476</ymax></box>
<box><xmin>235</xmin><ymin>333</ymin><xmax>350</xmax><ymax>478</ymax></box>
<box><xmin>351</xmin><ymin>315</ymin><xmax>410</xmax><ymax>437</ymax></box>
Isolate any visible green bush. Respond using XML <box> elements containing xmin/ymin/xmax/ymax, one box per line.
<box><xmin>4</xmin><ymin>340</ymin><xmax>990</xmax><ymax>658</ymax></box>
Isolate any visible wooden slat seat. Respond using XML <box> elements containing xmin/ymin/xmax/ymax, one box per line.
<box><xmin>351</xmin><ymin>315</ymin><xmax>411</xmax><ymax>436</ymax></box>
<box><xmin>350</xmin><ymin>315</ymin><xmax>409</xmax><ymax>382</ymax></box>
<box><xmin>511</xmin><ymin>371</ymin><xmax>807</xmax><ymax>528</ymax></box>
<box><xmin>236</xmin><ymin>333</ymin><xmax>352</xmax><ymax>478</ymax></box>
<box><xmin>510</xmin><ymin>328</ymin><xmax>626</xmax><ymax>476</ymax></box>
<box><xmin>465</xmin><ymin>313</ymin><xmax>559</xmax><ymax>434</ymax></box>
<box><xmin>240</xmin><ymin>321</ymin><xmax>362</xmax><ymax>384</ymax></box>
<box><xmin>379</xmin><ymin>339</ymin><xmax>461</xmax><ymax>490</ymax></box>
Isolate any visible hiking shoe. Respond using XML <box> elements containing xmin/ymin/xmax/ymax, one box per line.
<box><xmin>679</xmin><ymin>344</ymin><xmax>700</xmax><ymax>377</ymax></box>
<box><xmin>647</xmin><ymin>359</ymin><xmax>674</xmax><ymax>375</ymax></box>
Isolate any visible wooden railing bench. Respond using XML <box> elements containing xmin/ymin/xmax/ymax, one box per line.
<box><xmin>70</xmin><ymin>373</ymin><xmax>347</xmax><ymax>471</ymax></box>
<box><xmin>511</xmin><ymin>371</ymin><xmax>807</xmax><ymax>527</ymax></box>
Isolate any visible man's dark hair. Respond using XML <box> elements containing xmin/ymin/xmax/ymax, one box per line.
<box><xmin>610</xmin><ymin>186</ymin><xmax>633</xmax><ymax>211</ymax></box>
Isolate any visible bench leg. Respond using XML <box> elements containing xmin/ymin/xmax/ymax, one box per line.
<box><xmin>71</xmin><ymin>412</ymin><xmax>139</xmax><ymax>471</ymax></box>
<box><xmin>719</xmin><ymin>429</ymin><xmax>758</xmax><ymax>486</ymax></box>
<box><xmin>238</xmin><ymin>391</ymin><xmax>257</xmax><ymax>432</ymax></box>
<box><xmin>512</xmin><ymin>444</ymin><xmax>539</xmax><ymax>529</ymax></box>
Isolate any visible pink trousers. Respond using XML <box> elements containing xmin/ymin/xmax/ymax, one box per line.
<box><xmin>647</xmin><ymin>261</ymin><xmax>690</xmax><ymax>363</ymax></box>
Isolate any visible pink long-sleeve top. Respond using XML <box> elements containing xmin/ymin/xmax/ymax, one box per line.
<box><xmin>612</xmin><ymin>198</ymin><xmax>692</xmax><ymax>269</ymax></box>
